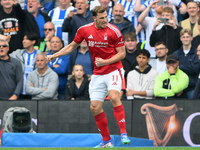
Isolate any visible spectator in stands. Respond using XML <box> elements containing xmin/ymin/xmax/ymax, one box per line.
<box><xmin>20</xmin><ymin>0</ymin><xmax>55</xmax><ymax>12</ymax></box>
<box><xmin>48</xmin><ymin>0</ymin><xmax>74</xmax><ymax>46</ymax></box>
<box><xmin>192</xmin><ymin>44</ymin><xmax>200</xmax><ymax>99</ymax></box>
<box><xmin>126</xmin><ymin>49</ymin><xmax>158</xmax><ymax>99</ymax></box>
<box><xmin>24</xmin><ymin>0</ymin><xmax>51</xmax><ymax>39</ymax></box>
<box><xmin>68</xmin><ymin>39</ymin><xmax>93</xmax><ymax>75</ymax></box>
<box><xmin>149</xmin><ymin>41</ymin><xmax>168</xmax><ymax>74</ymax></box>
<box><xmin>154</xmin><ymin>54</ymin><xmax>189</xmax><ymax>99</ymax></box>
<box><xmin>62</xmin><ymin>0</ymin><xmax>94</xmax><ymax>44</ymax></box>
<box><xmin>192</xmin><ymin>18</ymin><xmax>200</xmax><ymax>48</ymax></box>
<box><xmin>0</xmin><ymin>0</ymin><xmax>25</xmax><ymax>53</ymax></box>
<box><xmin>150</xmin><ymin>7</ymin><xmax>182</xmax><ymax>55</ymax></box>
<box><xmin>179</xmin><ymin>1</ymin><xmax>199</xmax><ymax>37</ymax></box>
<box><xmin>135</xmin><ymin>0</ymin><xmax>187</xmax><ymax>23</ymax></box>
<box><xmin>65</xmin><ymin>64</ymin><xmax>89</xmax><ymax>100</ymax></box>
<box><xmin>121</xmin><ymin>32</ymin><xmax>139</xmax><ymax>82</ymax></box>
<box><xmin>35</xmin><ymin>22</ymin><xmax>56</xmax><ymax>53</ymax></box>
<box><xmin>90</xmin><ymin>0</ymin><xmax>113</xmax><ymax>22</ymax></box>
<box><xmin>0</xmin><ymin>39</ymin><xmax>23</xmax><ymax>100</ymax></box>
<box><xmin>10</xmin><ymin>32</ymin><xmax>39</xmax><ymax>100</ymax></box>
<box><xmin>109</xmin><ymin>4</ymin><xmax>135</xmax><ymax>38</ymax></box>
<box><xmin>47</xmin><ymin>36</ymin><xmax>70</xmax><ymax>100</ymax></box>
<box><xmin>173</xmin><ymin>28</ymin><xmax>200</xmax><ymax>99</ymax></box>
<box><xmin>115</xmin><ymin>0</ymin><xmax>145</xmax><ymax>43</ymax></box>
<box><xmin>138</xmin><ymin>0</ymin><xmax>164</xmax><ymax>58</ymax></box>
<box><xmin>40</xmin><ymin>0</ymin><xmax>55</xmax><ymax>12</ymax></box>
<box><xmin>25</xmin><ymin>52</ymin><xmax>59</xmax><ymax>99</ymax></box>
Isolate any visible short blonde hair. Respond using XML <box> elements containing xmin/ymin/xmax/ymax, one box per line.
<box><xmin>180</xmin><ymin>28</ymin><xmax>193</xmax><ymax>37</ymax></box>
<box><xmin>162</xmin><ymin>7</ymin><xmax>174</xmax><ymax>14</ymax></box>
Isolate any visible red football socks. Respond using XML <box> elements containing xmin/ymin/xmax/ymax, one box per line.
<box><xmin>94</xmin><ymin>111</ymin><xmax>111</xmax><ymax>141</ymax></box>
<box><xmin>113</xmin><ymin>104</ymin><xmax>127</xmax><ymax>134</ymax></box>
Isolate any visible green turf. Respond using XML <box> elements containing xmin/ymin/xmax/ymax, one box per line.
<box><xmin>0</xmin><ymin>147</ymin><xmax>199</xmax><ymax>150</ymax></box>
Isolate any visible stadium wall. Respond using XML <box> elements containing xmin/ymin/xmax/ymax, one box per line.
<box><xmin>0</xmin><ymin>99</ymin><xmax>199</xmax><ymax>146</ymax></box>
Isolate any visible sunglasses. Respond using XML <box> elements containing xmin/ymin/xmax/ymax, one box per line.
<box><xmin>44</xmin><ymin>28</ymin><xmax>54</xmax><ymax>31</ymax></box>
<box><xmin>0</xmin><ymin>45</ymin><xmax>8</xmax><ymax>48</ymax></box>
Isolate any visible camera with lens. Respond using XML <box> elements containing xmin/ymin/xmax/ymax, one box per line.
<box><xmin>2</xmin><ymin>107</ymin><xmax>33</xmax><ymax>133</ymax></box>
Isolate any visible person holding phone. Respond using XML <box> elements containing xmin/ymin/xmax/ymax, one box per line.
<box><xmin>135</xmin><ymin>0</ymin><xmax>187</xmax><ymax>23</ymax></box>
<box><xmin>138</xmin><ymin>0</ymin><xmax>165</xmax><ymax>58</ymax></box>
<box><xmin>150</xmin><ymin>7</ymin><xmax>182</xmax><ymax>55</ymax></box>
<box><xmin>154</xmin><ymin>54</ymin><xmax>189</xmax><ymax>99</ymax></box>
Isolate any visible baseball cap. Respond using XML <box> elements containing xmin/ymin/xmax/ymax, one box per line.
<box><xmin>166</xmin><ymin>54</ymin><xmax>178</xmax><ymax>63</ymax></box>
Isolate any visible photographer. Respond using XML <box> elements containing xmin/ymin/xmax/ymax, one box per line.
<box><xmin>150</xmin><ymin>7</ymin><xmax>182</xmax><ymax>55</ymax></box>
<box><xmin>138</xmin><ymin>0</ymin><xmax>165</xmax><ymax>58</ymax></box>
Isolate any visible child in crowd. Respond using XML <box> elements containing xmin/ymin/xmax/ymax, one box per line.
<box><xmin>65</xmin><ymin>64</ymin><xmax>90</xmax><ymax>100</ymax></box>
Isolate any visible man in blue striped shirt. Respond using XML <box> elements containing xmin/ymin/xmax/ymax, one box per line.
<box><xmin>48</xmin><ymin>0</ymin><xmax>74</xmax><ymax>46</ymax></box>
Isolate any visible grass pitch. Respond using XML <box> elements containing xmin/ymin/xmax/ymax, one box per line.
<box><xmin>0</xmin><ymin>147</ymin><xmax>199</xmax><ymax>150</ymax></box>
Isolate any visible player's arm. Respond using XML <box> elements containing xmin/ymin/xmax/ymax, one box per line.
<box><xmin>95</xmin><ymin>46</ymin><xmax>126</xmax><ymax>67</ymax></box>
<box><xmin>48</xmin><ymin>41</ymin><xmax>79</xmax><ymax>61</ymax></box>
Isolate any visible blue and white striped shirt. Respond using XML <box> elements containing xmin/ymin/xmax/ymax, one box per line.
<box><xmin>49</xmin><ymin>6</ymin><xmax>74</xmax><ymax>46</ymax></box>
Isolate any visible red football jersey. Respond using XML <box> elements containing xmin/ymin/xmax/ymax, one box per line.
<box><xmin>74</xmin><ymin>22</ymin><xmax>124</xmax><ymax>75</ymax></box>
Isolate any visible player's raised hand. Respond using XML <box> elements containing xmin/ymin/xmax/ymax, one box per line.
<box><xmin>47</xmin><ymin>55</ymin><xmax>55</xmax><ymax>62</ymax></box>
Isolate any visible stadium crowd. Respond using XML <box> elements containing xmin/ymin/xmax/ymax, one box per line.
<box><xmin>1</xmin><ymin>0</ymin><xmax>200</xmax><ymax>100</ymax></box>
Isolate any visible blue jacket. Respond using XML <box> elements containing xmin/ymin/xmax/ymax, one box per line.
<box><xmin>173</xmin><ymin>46</ymin><xmax>200</xmax><ymax>89</ymax></box>
<box><xmin>109</xmin><ymin>17</ymin><xmax>135</xmax><ymax>38</ymax></box>
<box><xmin>47</xmin><ymin>50</ymin><xmax>70</xmax><ymax>94</ymax></box>
<box><xmin>68</xmin><ymin>48</ymin><xmax>94</xmax><ymax>75</ymax></box>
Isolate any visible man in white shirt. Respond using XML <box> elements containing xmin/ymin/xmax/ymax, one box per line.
<box><xmin>149</xmin><ymin>41</ymin><xmax>168</xmax><ymax>74</ymax></box>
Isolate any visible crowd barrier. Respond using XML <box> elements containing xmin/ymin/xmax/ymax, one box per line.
<box><xmin>0</xmin><ymin>99</ymin><xmax>199</xmax><ymax>146</ymax></box>
<box><xmin>2</xmin><ymin>133</ymin><xmax>153</xmax><ymax>147</ymax></box>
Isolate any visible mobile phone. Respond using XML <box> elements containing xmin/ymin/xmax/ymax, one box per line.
<box><xmin>157</xmin><ymin>0</ymin><xmax>167</xmax><ymax>6</ymax></box>
<box><xmin>158</xmin><ymin>18</ymin><xmax>169</xmax><ymax>24</ymax></box>
<box><xmin>73</xmin><ymin>8</ymin><xmax>77</xmax><ymax>12</ymax></box>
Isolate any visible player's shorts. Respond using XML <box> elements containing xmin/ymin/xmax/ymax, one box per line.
<box><xmin>89</xmin><ymin>68</ymin><xmax>124</xmax><ymax>102</ymax></box>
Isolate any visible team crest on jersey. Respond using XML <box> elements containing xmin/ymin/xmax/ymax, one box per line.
<box><xmin>104</xmin><ymin>33</ymin><xmax>107</xmax><ymax>40</ymax></box>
